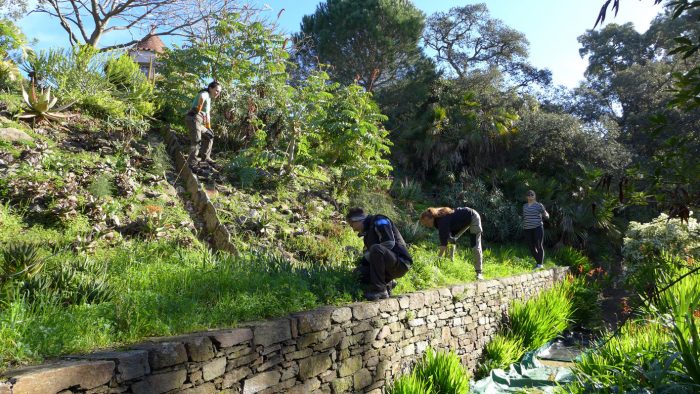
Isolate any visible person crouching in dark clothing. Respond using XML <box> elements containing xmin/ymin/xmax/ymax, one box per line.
<box><xmin>346</xmin><ymin>207</ymin><xmax>412</xmax><ymax>301</ymax></box>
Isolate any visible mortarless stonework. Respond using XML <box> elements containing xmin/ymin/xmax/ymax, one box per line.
<box><xmin>1</xmin><ymin>268</ymin><xmax>568</xmax><ymax>394</ymax></box>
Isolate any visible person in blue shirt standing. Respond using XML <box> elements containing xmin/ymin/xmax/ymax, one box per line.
<box><xmin>185</xmin><ymin>81</ymin><xmax>222</xmax><ymax>165</ymax></box>
<box><xmin>522</xmin><ymin>190</ymin><xmax>550</xmax><ymax>269</ymax></box>
<box><xmin>346</xmin><ymin>207</ymin><xmax>413</xmax><ymax>301</ymax></box>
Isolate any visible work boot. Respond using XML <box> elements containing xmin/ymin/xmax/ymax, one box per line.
<box><xmin>387</xmin><ymin>280</ymin><xmax>397</xmax><ymax>296</ymax></box>
<box><xmin>476</xmin><ymin>272</ymin><xmax>484</xmax><ymax>280</ymax></box>
<box><xmin>364</xmin><ymin>290</ymin><xmax>389</xmax><ymax>301</ymax></box>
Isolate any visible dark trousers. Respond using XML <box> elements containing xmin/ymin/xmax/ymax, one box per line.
<box><xmin>524</xmin><ymin>226</ymin><xmax>545</xmax><ymax>265</ymax></box>
<box><xmin>357</xmin><ymin>244</ymin><xmax>409</xmax><ymax>292</ymax></box>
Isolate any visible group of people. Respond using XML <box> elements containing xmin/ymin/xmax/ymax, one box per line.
<box><xmin>346</xmin><ymin>190</ymin><xmax>549</xmax><ymax>301</ymax></box>
<box><xmin>183</xmin><ymin>81</ymin><xmax>551</xmax><ymax>302</ymax></box>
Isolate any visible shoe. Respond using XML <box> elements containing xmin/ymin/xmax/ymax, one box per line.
<box><xmin>476</xmin><ymin>273</ymin><xmax>484</xmax><ymax>280</ymax></box>
<box><xmin>364</xmin><ymin>290</ymin><xmax>389</xmax><ymax>301</ymax></box>
<box><xmin>534</xmin><ymin>264</ymin><xmax>543</xmax><ymax>270</ymax></box>
<box><xmin>387</xmin><ymin>280</ymin><xmax>397</xmax><ymax>296</ymax></box>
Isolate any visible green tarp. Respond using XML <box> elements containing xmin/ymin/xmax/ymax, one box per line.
<box><xmin>471</xmin><ymin>344</ymin><xmax>577</xmax><ymax>393</ymax></box>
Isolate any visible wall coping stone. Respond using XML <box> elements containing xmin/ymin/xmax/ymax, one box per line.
<box><xmin>0</xmin><ymin>267</ymin><xmax>569</xmax><ymax>393</ymax></box>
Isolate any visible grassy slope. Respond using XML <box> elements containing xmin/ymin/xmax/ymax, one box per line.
<box><xmin>0</xmin><ymin>118</ymin><xmax>558</xmax><ymax>371</ymax></box>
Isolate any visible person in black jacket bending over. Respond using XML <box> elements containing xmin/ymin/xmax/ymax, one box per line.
<box><xmin>346</xmin><ymin>207</ymin><xmax>413</xmax><ymax>301</ymax></box>
<box><xmin>420</xmin><ymin>207</ymin><xmax>484</xmax><ymax>280</ymax></box>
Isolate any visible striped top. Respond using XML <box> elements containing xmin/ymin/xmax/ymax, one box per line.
<box><xmin>522</xmin><ymin>202</ymin><xmax>548</xmax><ymax>229</ymax></box>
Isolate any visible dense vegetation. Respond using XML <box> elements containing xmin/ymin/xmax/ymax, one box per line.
<box><xmin>0</xmin><ymin>1</ymin><xmax>699</xmax><ymax>390</ymax></box>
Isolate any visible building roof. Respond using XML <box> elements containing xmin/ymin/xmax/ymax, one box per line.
<box><xmin>134</xmin><ymin>34</ymin><xmax>165</xmax><ymax>53</ymax></box>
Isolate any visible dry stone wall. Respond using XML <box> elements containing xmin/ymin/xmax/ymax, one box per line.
<box><xmin>1</xmin><ymin>268</ymin><xmax>568</xmax><ymax>394</ymax></box>
<box><xmin>161</xmin><ymin>128</ymin><xmax>236</xmax><ymax>254</ymax></box>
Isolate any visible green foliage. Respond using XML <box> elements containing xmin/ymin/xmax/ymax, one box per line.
<box><xmin>388</xmin><ymin>372</ymin><xmax>433</xmax><ymax>394</ymax></box>
<box><xmin>0</xmin><ymin>19</ymin><xmax>25</xmax><ymax>92</ymax></box>
<box><xmin>22</xmin><ymin>45</ymin><xmax>154</xmax><ymax>128</ymax></box>
<box><xmin>552</xmin><ymin>246</ymin><xmax>591</xmax><ymax>273</ymax></box>
<box><xmin>87</xmin><ymin>176</ymin><xmax>114</xmax><ymax>200</ymax></box>
<box><xmin>0</xmin><ymin>242</ymin><xmax>44</xmax><ymax>284</ymax></box>
<box><xmin>622</xmin><ymin>214</ymin><xmax>699</xmax><ymax>295</ymax></box>
<box><xmin>298</xmin><ymin>0</ymin><xmax>425</xmax><ymax>90</ymax></box>
<box><xmin>568</xmin><ymin>275</ymin><xmax>603</xmax><ymax>330</ymax></box>
<box><xmin>477</xmin><ymin>334</ymin><xmax>525</xmax><ymax>377</ymax></box>
<box><xmin>18</xmin><ymin>84</ymin><xmax>70</xmax><ymax>123</ymax></box>
<box><xmin>508</xmin><ymin>282</ymin><xmax>573</xmax><ymax>350</ymax></box>
<box><xmin>104</xmin><ymin>55</ymin><xmax>155</xmax><ymax>120</ymax></box>
<box><xmin>441</xmin><ymin>174</ymin><xmax>521</xmax><ymax>242</ymax></box>
<box><xmin>389</xmin><ymin>348</ymin><xmax>470</xmax><ymax>394</ymax></box>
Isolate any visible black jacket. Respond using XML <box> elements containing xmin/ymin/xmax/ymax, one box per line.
<box><xmin>361</xmin><ymin>214</ymin><xmax>412</xmax><ymax>266</ymax></box>
<box><xmin>434</xmin><ymin>207</ymin><xmax>475</xmax><ymax>246</ymax></box>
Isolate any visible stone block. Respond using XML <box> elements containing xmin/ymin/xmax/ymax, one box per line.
<box><xmin>409</xmin><ymin>292</ymin><xmax>425</xmax><ymax>309</ymax></box>
<box><xmin>202</xmin><ymin>357</ymin><xmax>226</xmax><ymax>381</ymax></box>
<box><xmin>331</xmin><ymin>376</ymin><xmax>353</xmax><ymax>394</ymax></box>
<box><xmin>178</xmin><ymin>382</ymin><xmax>217</xmax><ymax>394</ymax></box>
<box><xmin>423</xmin><ymin>290</ymin><xmax>440</xmax><ymax>306</ymax></box>
<box><xmin>299</xmin><ymin>353</ymin><xmax>332</xmax><ymax>380</ymax></box>
<box><xmin>295</xmin><ymin>308</ymin><xmax>332</xmax><ymax>334</ymax></box>
<box><xmin>352</xmin><ymin>303</ymin><xmax>379</xmax><ymax>320</ymax></box>
<box><xmin>0</xmin><ymin>127</ymin><xmax>33</xmax><ymax>143</ymax></box>
<box><xmin>377</xmin><ymin>298</ymin><xmax>399</xmax><ymax>313</ymax></box>
<box><xmin>299</xmin><ymin>330</ymin><xmax>329</xmax><ymax>348</ymax></box>
<box><xmin>338</xmin><ymin>356</ymin><xmax>362</xmax><ymax>378</ymax></box>
<box><xmin>288</xmin><ymin>378</ymin><xmax>321</xmax><ymax>394</ymax></box>
<box><xmin>210</xmin><ymin>328</ymin><xmax>253</xmax><ymax>348</ymax></box>
<box><xmin>376</xmin><ymin>326</ymin><xmax>391</xmax><ymax>341</ymax></box>
<box><xmin>331</xmin><ymin>307</ymin><xmax>352</xmax><ymax>323</ymax></box>
<box><xmin>316</xmin><ymin>331</ymin><xmax>344</xmax><ymax>351</ymax></box>
<box><xmin>353</xmin><ymin>369</ymin><xmax>372</xmax><ymax>391</ymax></box>
<box><xmin>131</xmin><ymin>369</ymin><xmax>187</xmax><ymax>394</ymax></box>
<box><xmin>251</xmin><ymin>319</ymin><xmax>291</xmax><ymax>347</ymax></box>
<box><xmin>285</xmin><ymin>348</ymin><xmax>313</xmax><ymax>361</ymax></box>
<box><xmin>71</xmin><ymin>350</ymin><xmax>149</xmax><ymax>383</ymax></box>
<box><xmin>223</xmin><ymin>367</ymin><xmax>251</xmax><ymax>388</ymax></box>
<box><xmin>242</xmin><ymin>371</ymin><xmax>281</xmax><ymax>394</ymax></box>
<box><xmin>183</xmin><ymin>336</ymin><xmax>216</xmax><ymax>362</ymax></box>
<box><xmin>7</xmin><ymin>361</ymin><xmax>114</xmax><ymax>394</ymax></box>
<box><xmin>0</xmin><ymin>382</ymin><xmax>9</xmax><ymax>394</ymax></box>
<box><xmin>135</xmin><ymin>341</ymin><xmax>188</xmax><ymax>370</ymax></box>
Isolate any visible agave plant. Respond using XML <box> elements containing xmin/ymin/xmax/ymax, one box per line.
<box><xmin>18</xmin><ymin>83</ymin><xmax>71</xmax><ymax>123</ymax></box>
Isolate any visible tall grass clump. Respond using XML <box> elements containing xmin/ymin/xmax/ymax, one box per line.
<box><xmin>388</xmin><ymin>373</ymin><xmax>432</xmax><ymax>394</ymax></box>
<box><xmin>388</xmin><ymin>348</ymin><xmax>470</xmax><ymax>394</ymax></box>
<box><xmin>477</xmin><ymin>334</ymin><xmax>525</xmax><ymax>377</ymax></box>
<box><xmin>508</xmin><ymin>282</ymin><xmax>573</xmax><ymax>349</ymax></box>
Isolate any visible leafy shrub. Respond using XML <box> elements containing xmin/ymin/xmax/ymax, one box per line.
<box><xmin>570</xmin><ymin>321</ymin><xmax>671</xmax><ymax>391</ymax></box>
<box><xmin>441</xmin><ymin>174</ymin><xmax>521</xmax><ymax>242</ymax></box>
<box><xmin>391</xmin><ymin>177</ymin><xmax>423</xmax><ymax>201</ymax></box>
<box><xmin>477</xmin><ymin>334</ymin><xmax>525</xmax><ymax>377</ymax></box>
<box><xmin>553</xmin><ymin>246</ymin><xmax>591</xmax><ymax>273</ymax></box>
<box><xmin>508</xmin><ymin>282</ymin><xmax>572</xmax><ymax>349</ymax></box>
<box><xmin>622</xmin><ymin>214</ymin><xmax>699</xmax><ymax>293</ymax></box>
<box><xmin>568</xmin><ymin>275</ymin><xmax>603</xmax><ymax>330</ymax></box>
<box><xmin>104</xmin><ymin>55</ymin><xmax>155</xmax><ymax>119</ymax></box>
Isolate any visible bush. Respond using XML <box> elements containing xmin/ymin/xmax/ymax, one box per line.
<box><xmin>568</xmin><ymin>275</ymin><xmax>603</xmax><ymax>330</ymax></box>
<box><xmin>622</xmin><ymin>214</ymin><xmax>699</xmax><ymax>293</ymax></box>
<box><xmin>441</xmin><ymin>175</ymin><xmax>521</xmax><ymax>242</ymax></box>
<box><xmin>508</xmin><ymin>281</ymin><xmax>572</xmax><ymax>349</ymax></box>
<box><xmin>553</xmin><ymin>246</ymin><xmax>591</xmax><ymax>273</ymax></box>
<box><xmin>477</xmin><ymin>334</ymin><xmax>525</xmax><ymax>377</ymax></box>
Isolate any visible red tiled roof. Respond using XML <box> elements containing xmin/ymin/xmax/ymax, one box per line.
<box><xmin>134</xmin><ymin>35</ymin><xmax>165</xmax><ymax>53</ymax></box>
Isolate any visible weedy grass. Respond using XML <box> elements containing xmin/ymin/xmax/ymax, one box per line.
<box><xmin>477</xmin><ymin>334</ymin><xmax>526</xmax><ymax>377</ymax></box>
<box><xmin>389</xmin><ymin>348</ymin><xmax>470</xmax><ymax>394</ymax></box>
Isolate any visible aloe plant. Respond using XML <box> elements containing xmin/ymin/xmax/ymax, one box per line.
<box><xmin>18</xmin><ymin>83</ymin><xmax>71</xmax><ymax>122</ymax></box>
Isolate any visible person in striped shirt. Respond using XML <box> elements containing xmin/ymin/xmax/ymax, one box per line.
<box><xmin>522</xmin><ymin>190</ymin><xmax>549</xmax><ymax>269</ymax></box>
<box><xmin>185</xmin><ymin>81</ymin><xmax>222</xmax><ymax>165</ymax></box>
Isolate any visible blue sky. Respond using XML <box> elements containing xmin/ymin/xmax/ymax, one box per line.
<box><xmin>18</xmin><ymin>0</ymin><xmax>663</xmax><ymax>88</ymax></box>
